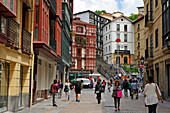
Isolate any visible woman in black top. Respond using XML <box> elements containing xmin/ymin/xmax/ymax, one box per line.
<box><xmin>95</xmin><ymin>80</ymin><xmax>101</xmax><ymax>104</ymax></box>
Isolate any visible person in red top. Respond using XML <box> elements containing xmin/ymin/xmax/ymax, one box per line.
<box><xmin>102</xmin><ymin>80</ymin><xmax>106</xmax><ymax>92</ymax></box>
<box><xmin>51</xmin><ymin>79</ymin><xmax>59</xmax><ymax>106</ymax></box>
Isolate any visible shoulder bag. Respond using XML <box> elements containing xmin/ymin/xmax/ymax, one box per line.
<box><xmin>155</xmin><ymin>84</ymin><xmax>162</xmax><ymax>100</ymax></box>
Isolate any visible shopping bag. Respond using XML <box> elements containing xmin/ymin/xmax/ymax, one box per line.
<box><xmin>117</xmin><ymin>91</ymin><xmax>122</xmax><ymax>97</ymax></box>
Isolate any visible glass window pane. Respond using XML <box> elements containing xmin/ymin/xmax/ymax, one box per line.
<box><xmin>34</xmin><ymin>27</ymin><xmax>39</xmax><ymax>41</ymax></box>
<box><xmin>36</xmin><ymin>7</ymin><xmax>39</xmax><ymax>24</ymax></box>
<box><xmin>36</xmin><ymin>0</ymin><xmax>39</xmax><ymax>4</ymax></box>
<box><xmin>10</xmin><ymin>0</ymin><xmax>13</xmax><ymax>12</ymax></box>
<box><xmin>1</xmin><ymin>16</ymin><xmax>7</xmax><ymax>35</ymax></box>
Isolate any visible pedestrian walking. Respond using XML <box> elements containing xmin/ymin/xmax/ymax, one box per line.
<box><xmin>50</xmin><ymin>79</ymin><xmax>59</xmax><ymax>106</ymax></box>
<box><xmin>102</xmin><ymin>80</ymin><xmax>106</xmax><ymax>92</ymax></box>
<box><xmin>128</xmin><ymin>79</ymin><xmax>132</xmax><ymax>97</ymax></box>
<box><xmin>123</xmin><ymin>79</ymin><xmax>129</xmax><ymax>97</ymax></box>
<box><xmin>74</xmin><ymin>79</ymin><xmax>83</xmax><ymax>102</ymax></box>
<box><xmin>144</xmin><ymin>76</ymin><xmax>163</xmax><ymax>113</ymax></box>
<box><xmin>64</xmin><ymin>79</ymin><xmax>70</xmax><ymax>101</ymax></box>
<box><xmin>95</xmin><ymin>80</ymin><xmax>102</xmax><ymax>104</ymax></box>
<box><xmin>135</xmin><ymin>80</ymin><xmax>139</xmax><ymax>99</ymax></box>
<box><xmin>112</xmin><ymin>80</ymin><xmax>122</xmax><ymax>111</ymax></box>
<box><xmin>131</xmin><ymin>80</ymin><xmax>137</xmax><ymax>99</ymax></box>
<box><xmin>58</xmin><ymin>79</ymin><xmax>63</xmax><ymax>98</ymax></box>
<box><xmin>108</xmin><ymin>82</ymin><xmax>112</xmax><ymax>92</ymax></box>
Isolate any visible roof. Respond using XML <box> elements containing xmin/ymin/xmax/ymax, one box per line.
<box><xmin>132</xmin><ymin>15</ymin><xmax>144</xmax><ymax>24</ymax></box>
<box><xmin>103</xmin><ymin>15</ymin><xmax>133</xmax><ymax>28</ymax></box>
<box><xmin>73</xmin><ymin>19</ymin><xmax>94</xmax><ymax>26</ymax></box>
<box><xmin>74</xmin><ymin>10</ymin><xmax>110</xmax><ymax>21</ymax></box>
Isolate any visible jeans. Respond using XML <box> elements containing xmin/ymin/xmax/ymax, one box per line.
<box><xmin>52</xmin><ymin>93</ymin><xmax>57</xmax><ymax>105</ymax></box>
<box><xmin>148</xmin><ymin>104</ymin><xmax>157</xmax><ymax>113</ymax></box>
<box><xmin>96</xmin><ymin>93</ymin><xmax>101</xmax><ymax>104</ymax></box>
<box><xmin>114</xmin><ymin>97</ymin><xmax>120</xmax><ymax>108</ymax></box>
<box><xmin>58</xmin><ymin>89</ymin><xmax>62</xmax><ymax>98</ymax></box>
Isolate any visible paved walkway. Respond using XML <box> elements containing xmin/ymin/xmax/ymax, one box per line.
<box><xmin>14</xmin><ymin>89</ymin><xmax>170</xmax><ymax>113</ymax></box>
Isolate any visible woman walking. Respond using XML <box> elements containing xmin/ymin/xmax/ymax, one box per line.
<box><xmin>113</xmin><ymin>80</ymin><xmax>122</xmax><ymax>111</ymax></box>
<box><xmin>144</xmin><ymin>76</ymin><xmax>163</xmax><ymax>113</ymax></box>
<box><xmin>64</xmin><ymin>79</ymin><xmax>70</xmax><ymax>101</ymax></box>
<box><xmin>58</xmin><ymin>79</ymin><xmax>63</xmax><ymax>98</ymax></box>
<box><xmin>95</xmin><ymin>80</ymin><xmax>102</xmax><ymax>104</ymax></box>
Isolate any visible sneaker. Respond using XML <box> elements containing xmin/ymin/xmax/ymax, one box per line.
<box><xmin>53</xmin><ymin>104</ymin><xmax>57</xmax><ymax>107</ymax></box>
<box><xmin>77</xmin><ymin>100</ymin><xmax>80</xmax><ymax>102</ymax></box>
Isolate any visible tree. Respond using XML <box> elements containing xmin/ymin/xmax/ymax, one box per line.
<box><xmin>95</xmin><ymin>10</ymin><xmax>108</xmax><ymax>15</ymax></box>
<box><xmin>129</xmin><ymin>13</ymin><xmax>138</xmax><ymax>21</ymax></box>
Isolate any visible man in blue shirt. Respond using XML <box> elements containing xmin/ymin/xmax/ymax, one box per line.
<box><xmin>131</xmin><ymin>80</ymin><xmax>137</xmax><ymax>99</ymax></box>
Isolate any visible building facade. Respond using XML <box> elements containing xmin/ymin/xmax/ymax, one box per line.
<box><xmin>69</xmin><ymin>17</ymin><xmax>96</xmax><ymax>79</ymax></box>
<box><xmin>0</xmin><ymin>0</ymin><xmax>34</xmax><ymax>112</ymax></box>
<box><xmin>143</xmin><ymin>0</ymin><xmax>170</xmax><ymax>101</ymax></box>
<box><xmin>103</xmin><ymin>16</ymin><xmax>134</xmax><ymax>65</ymax></box>
<box><xmin>74</xmin><ymin>10</ymin><xmax>110</xmax><ymax>57</ymax></box>
<box><xmin>61</xmin><ymin>0</ymin><xmax>73</xmax><ymax>83</ymax></box>
<box><xmin>133</xmin><ymin>16</ymin><xmax>145</xmax><ymax>66</ymax></box>
<box><xmin>32</xmin><ymin>0</ymin><xmax>62</xmax><ymax>103</ymax></box>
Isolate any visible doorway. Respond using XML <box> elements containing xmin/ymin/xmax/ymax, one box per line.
<box><xmin>124</xmin><ymin>57</ymin><xmax>128</xmax><ymax>64</ymax></box>
<box><xmin>19</xmin><ymin>66</ymin><xmax>23</xmax><ymax>107</ymax></box>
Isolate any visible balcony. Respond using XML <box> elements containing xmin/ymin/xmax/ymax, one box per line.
<box><xmin>0</xmin><ymin>0</ymin><xmax>16</xmax><ymax>17</ymax></box>
<box><xmin>50</xmin><ymin>37</ymin><xmax>56</xmax><ymax>52</ymax></box>
<box><xmin>22</xmin><ymin>29</ymin><xmax>31</xmax><ymax>54</ymax></box>
<box><xmin>0</xmin><ymin>19</ymin><xmax>19</xmax><ymax>48</ymax></box>
<box><xmin>145</xmin><ymin>11</ymin><xmax>154</xmax><ymax>27</ymax></box>
<box><xmin>49</xmin><ymin>0</ymin><xmax>56</xmax><ymax>15</ymax></box>
<box><xmin>145</xmin><ymin>47</ymin><xmax>154</xmax><ymax>61</ymax></box>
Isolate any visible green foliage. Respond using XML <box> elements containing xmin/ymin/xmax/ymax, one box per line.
<box><xmin>95</xmin><ymin>10</ymin><xmax>108</xmax><ymax>15</ymax></box>
<box><xmin>129</xmin><ymin>13</ymin><xmax>138</xmax><ymax>21</ymax></box>
<box><xmin>75</xmin><ymin>36</ymin><xmax>81</xmax><ymax>44</ymax></box>
<box><xmin>123</xmin><ymin>64</ymin><xmax>138</xmax><ymax>73</ymax></box>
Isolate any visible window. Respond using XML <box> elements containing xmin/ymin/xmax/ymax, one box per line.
<box><xmin>121</xmin><ymin>19</ymin><xmax>123</xmax><ymax>21</ymax></box>
<box><xmin>138</xmin><ymin>24</ymin><xmax>140</xmax><ymax>30</ymax></box>
<box><xmin>1</xmin><ymin>16</ymin><xmax>7</xmax><ymax>35</ymax></box>
<box><xmin>155</xmin><ymin>29</ymin><xmax>158</xmax><ymax>48</ymax></box>
<box><xmin>109</xmin><ymin>46</ymin><xmax>110</xmax><ymax>51</ymax></box>
<box><xmin>124</xmin><ymin>25</ymin><xmax>127</xmax><ymax>32</ymax></box>
<box><xmin>138</xmin><ymin>42</ymin><xmax>140</xmax><ymax>48</ymax></box>
<box><xmin>34</xmin><ymin>27</ymin><xmax>39</xmax><ymax>41</ymax></box>
<box><xmin>117</xmin><ymin>33</ymin><xmax>120</xmax><ymax>39</ymax></box>
<box><xmin>117</xmin><ymin>24</ymin><xmax>120</xmax><ymax>31</ymax></box>
<box><xmin>106</xmin><ymin>26</ymin><xmax>107</xmax><ymax>31</ymax></box>
<box><xmin>109</xmin><ymin>25</ymin><xmax>110</xmax><ymax>29</ymax></box>
<box><xmin>106</xmin><ymin>47</ymin><xmax>107</xmax><ymax>52</ymax></box>
<box><xmin>155</xmin><ymin>0</ymin><xmax>158</xmax><ymax>8</ymax></box>
<box><xmin>138</xmin><ymin>33</ymin><xmax>140</xmax><ymax>39</ymax></box>
<box><xmin>36</xmin><ymin>7</ymin><xmax>39</xmax><ymax>24</ymax></box>
<box><xmin>124</xmin><ymin>46</ymin><xmax>127</xmax><ymax>50</ymax></box>
<box><xmin>77</xmin><ymin>27</ymin><xmax>82</xmax><ymax>33</ymax></box>
<box><xmin>36</xmin><ymin>0</ymin><xmax>39</xmax><ymax>4</ymax></box>
<box><xmin>10</xmin><ymin>0</ymin><xmax>14</xmax><ymax>12</ymax></box>
<box><xmin>117</xmin><ymin>45</ymin><xmax>120</xmax><ymax>50</ymax></box>
<box><xmin>109</xmin><ymin>34</ymin><xmax>110</xmax><ymax>40</ymax></box>
<box><xmin>124</xmin><ymin>34</ymin><xmax>127</xmax><ymax>42</ymax></box>
<box><xmin>106</xmin><ymin>36</ymin><xmax>107</xmax><ymax>41</ymax></box>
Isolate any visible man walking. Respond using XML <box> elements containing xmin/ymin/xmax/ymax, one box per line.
<box><xmin>74</xmin><ymin>79</ymin><xmax>83</xmax><ymax>102</ymax></box>
<box><xmin>51</xmin><ymin>79</ymin><xmax>59</xmax><ymax>106</ymax></box>
<box><xmin>123</xmin><ymin>79</ymin><xmax>129</xmax><ymax>97</ymax></box>
<box><xmin>131</xmin><ymin>80</ymin><xmax>137</xmax><ymax>99</ymax></box>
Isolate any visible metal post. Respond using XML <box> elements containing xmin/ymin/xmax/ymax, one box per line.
<box><xmin>117</xmin><ymin>42</ymin><xmax>119</xmax><ymax>75</ymax></box>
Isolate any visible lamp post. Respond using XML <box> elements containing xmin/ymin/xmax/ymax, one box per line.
<box><xmin>139</xmin><ymin>56</ymin><xmax>144</xmax><ymax>78</ymax></box>
<box><xmin>166</xmin><ymin>36</ymin><xmax>170</xmax><ymax>49</ymax></box>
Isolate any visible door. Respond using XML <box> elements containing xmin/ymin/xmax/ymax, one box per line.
<box><xmin>124</xmin><ymin>57</ymin><xmax>128</xmax><ymax>64</ymax></box>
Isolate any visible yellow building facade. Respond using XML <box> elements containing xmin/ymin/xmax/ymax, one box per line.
<box><xmin>0</xmin><ymin>0</ymin><xmax>34</xmax><ymax>112</ymax></box>
<box><xmin>143</xmin><ymin>0</ymin><xmax>170</xmax><ymax>101</ymax></box>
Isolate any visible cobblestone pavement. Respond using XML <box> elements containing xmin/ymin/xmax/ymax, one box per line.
<box><xmin>15</xmin><ymin>88</ymin><xmax>170</xmax><ymax>113</ymax></box>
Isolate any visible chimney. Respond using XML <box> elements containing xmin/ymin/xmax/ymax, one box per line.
<box><xmin>74</xmin><ymin>17</ymin><xmax>81</xmax><ymax>20</ymax></box>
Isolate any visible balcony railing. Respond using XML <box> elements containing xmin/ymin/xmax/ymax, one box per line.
<box><xmin>145</xmin><ymin>47</ymin><xmax>154</xmax><ymax>60</ymax></box>
<box><xmin>22</xmin><ymin>29</ymin><xmax>31</xmax><ymax>54</ymax></box>
<box><xmin>145</xmin><ymin>11</ymin><xmax>154</xmax><ymax>27</ymax></box>
<box><xmin>7</xmin><ymin>19</ymin><xmax>20</xmax><ymax>47</ymax></box>
<box><xmin>50</xmin><ymin>37</ymin><xmax>56</xmax><ymax>52</ymax></box>
<box><xmin>49</xmin><ymin>0</ymin><xmax>56</xmax><ymax>14</ymax></box>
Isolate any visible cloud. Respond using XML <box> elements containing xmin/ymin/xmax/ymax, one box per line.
<box><xmin>73</xmin><ymin>0</ymin><xmax>119</xmax><ymax>14</ymax></box>
<box><xmin>120</xmin><ymin>0</ymin><xmax>144</xmax><ymax>16</ymax></box>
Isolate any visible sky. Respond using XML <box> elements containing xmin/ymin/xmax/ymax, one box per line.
<box><xmin>73</xmin><ymin>0</ymin><xmax>144</xmax><ymax>16</ymax></box>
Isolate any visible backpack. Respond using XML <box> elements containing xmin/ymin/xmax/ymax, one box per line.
<box><xmin>64</xmin><ymin>85</ymin><xmax>69</xmax><ymax>92</ymax></box>
<box><xmin>75</xmin><ymin>81</ymin><xmax>81</xmax><ymax>90</ymax></box>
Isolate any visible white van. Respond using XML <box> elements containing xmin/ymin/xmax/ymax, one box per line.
<box><xmin>77</xmin><ymin>78</ymin><xmax>91</xmax><ymax>88</ymax></box>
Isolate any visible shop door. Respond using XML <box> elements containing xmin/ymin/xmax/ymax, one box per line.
<box><xmin>124</xmin><ymin>57</ymin><xmax>128</xmax><ymax>64</ymax></box>
<box><xmin>19</xmin><ymin>66</ymin><xmax>23</xmax><ymax>107</ymax></box>
<box><xmin>0</xmin><ymin>62</ymin><xmax>9</xmax><ymax>112</ymax></box>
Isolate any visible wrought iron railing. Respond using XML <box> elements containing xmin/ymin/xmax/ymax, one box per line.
<box><xmin>50</xmin><ymin>37</ymin><xmax>56</xmax><ymax>52</ymax></box>
<box><xmin>22</xmin><ymin>29</ymin><xmax>31</xmax><ymax>54</ymax></box>
<box><xmin>7</xmin><ymin>19</ymin><xmax>20</xmax><ymax>47</ymax></box>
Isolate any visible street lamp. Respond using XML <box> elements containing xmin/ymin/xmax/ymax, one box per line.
<box><xmin>140</xmin><ymin>56</ymin><xmax>144</xmax><ymax>65</ymax></box>
<box><xmin>166</xmin><ymin>36</ymin><xmax>170</xmax><ymax>49</ymax></box>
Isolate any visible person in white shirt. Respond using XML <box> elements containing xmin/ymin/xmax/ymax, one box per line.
<box><xmin>144</xmin><ymin>76</ymin><xmax>163</xmax><ymax>113</ymax></box>
<box><xmin>64</xmin><ymin>79</ymin><xmax>70</xmax><ymax>101</ymax></box>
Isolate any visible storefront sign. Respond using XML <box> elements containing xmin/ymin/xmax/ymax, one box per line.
<box><xmin>115</xmin><ymin>50</ymin><xmax>130</xmax><ymax>54</ymax></box>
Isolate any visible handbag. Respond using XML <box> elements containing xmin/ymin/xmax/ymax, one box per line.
<box><xmin>117</xmin><ymin>91</ymin><xmax>122</xmax><ymax>97</ymax></box>
<box><xmin>155</xmin><ymin>84</ymin><xmax>162</xmax><ymax>100</ymax></box>
<box><xmin>99</xmin><ymin>87</ymin><xmax>104</xmax><ymax>93</ymax></box>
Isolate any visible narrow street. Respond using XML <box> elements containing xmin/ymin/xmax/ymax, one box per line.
<box><xmin>17</xmin><ymin>88</ymin><xmax>170</xmax><ymax>113</ymax></box>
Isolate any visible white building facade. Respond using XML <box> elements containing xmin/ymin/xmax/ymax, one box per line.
<box><xmin>103</xmin><ymin>16</ymin><xmax>134</xmax><ymax>65</ymax></box>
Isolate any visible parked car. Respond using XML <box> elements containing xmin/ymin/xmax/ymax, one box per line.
<box><xmin>77</xmin><ymin>78</ymin><xmax>91</xmax><ymax>88</ymax></box>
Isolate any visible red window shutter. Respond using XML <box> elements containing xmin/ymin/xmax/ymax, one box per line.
<box><xmin>81</xmin><ymin>27</ymin><xmax>83</xmax><ymax>33</ymax></box>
